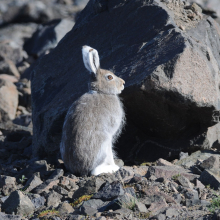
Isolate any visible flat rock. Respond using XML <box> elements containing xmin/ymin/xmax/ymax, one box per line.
<box><xmin>147</xmin><ymin>166</ymin><xmax>198</xmax><ymax>181</ymax></box>
<box><xmin>156</xmin><ymin>158</ymin><xmax>174</xmax><ymax>166</ymax></box>
<box><xmin>135</xmin><ymin>201</ymin><xmax>148</xmax><ymax>213</ymax></box>
<box><xmin>2</xmin><ymin>190</ymin><xmax>35</xmax><ymax>215</ymax></box>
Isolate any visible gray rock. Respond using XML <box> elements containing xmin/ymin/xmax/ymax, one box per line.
<box><xmin>199</xmin><ymin>169</ymin><xmax>220</xmax><ymax>190</ymax></box>
<box><xmin>22</xmin><ymin>175</ymin><xmax>43</xmax><ymax>192</ymax></box>
<box><xmin>31</xmin><ymin>0</ymin><xmax>220</xmax><ymax>161</ymax></box>
<box><xmin>175</xmin><ymin>150</ymin><xmax>219</xmax><ymax>169</ymax></box>
<box><xmin>152</xmin><ymin>213</ymin><xmax>166</xmax><ymax>220</ymax></box>
<box><xmin>79</xmin><ymin>199</ymin><xmax>109</xmax><ymax>215</ymax></box>
<box><xmin>199</xmin><ymin>155</ymin><xmax>219</xmax><ymax>170</ymax></box>
<box><xmin>46</xmin><ymin>190</ymin><xmax>63</xmax><ymax>208</ymax></box>
<box><xmin>114</xmin><ymin>159</ymin><xmax>124</xmax><ymax>168</ymax></box>
<box><xmin>27</xmin><ymin>194</ymin><xmax>45</xmax><ymax>209</ymax></box>
<box><xmin>92</xmin><ymin>181</ymin><xmax>124</xmax><ymax>201</ymax></box>
<box><xmin>135</xmin><ymin>201</ymin><xmax>147</xmax><ymax>212</ymax></box>
<box><xmin>57</xmin><ymin>202</ymin><xmax>74</xmax><ymax>215</ymax></box>
<box><xmin>24</xmin><ymin>19</ymin><xmax>74</xmax><ymax>57</ymax></box>
<box><xmin>2</xmin><ymin>190</ymin><xmax>35</xmax><ymax>215</ymax></box>
<box><xmin>201</xmin><ymin>200</ymin><xmax>211</xmax><ymax>206</ymax></box>
<box><xmin>179</xmin><ymin>152</ymin><xmax>189</xmax><ymax>160</ymax></box>
<box><xmin>0</xmin><ymin>212</ymin><xmax>21</xmax><ymax>220</ymax></box>
<box><xmin>177</xmin><ymin>175</ymin><xmax>193</xmax><ymax>189</ymax></box>
<box><xmin>147</xmin><ymin>166</ymin><xmax>198</xmax><ymax>181</ymax></box>
<box><xmin>142</xmin><ymin>195</ymin><xmax>166</xmax><ymax>206</ymax></box>
<box><xmin>165</xmin><ymin>208</ymin><xmax>179</xmax><ymax>218</ymax></box>
<box><xmin>172</xmin><ymin>193</ymin><xmax>182</xmax><ymax>204</ymax></box>
<box><xmin>185</xmin><ymin>198</ymin><xmax>201</xmax><ymax>207</ymax></box>
<box><xmin>53</xmin><ymin>185</ymin><xmax>69</xmax><ymax>195</ymax></box>
<box><xmin>0</xmin><ymin>175</ymin><xmax>16</xmax><ymax>188</ymax></box>
<box><xmin>72</xmin><ymin>177</ymin><xmax>105</xmax><ymax>200</ymax></box>
<box><xmin>49</xmin><ymin>169</ymin><xmax>64</xmax><ymax>180</ymax></box>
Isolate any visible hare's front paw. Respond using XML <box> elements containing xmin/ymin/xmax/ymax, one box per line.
<box><xmin>91</xmin><ymin>164</ymin><xmax>120</xmax><ymax>176</ymax></box>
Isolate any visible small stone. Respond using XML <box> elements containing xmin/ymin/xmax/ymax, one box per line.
<box><xmin>92</xmin><ymin>181</ymin><xmax>124</xmax><ymax>201</ymax></box>
<box><xmin>201</xmin><ymin>200</ymin><xmax>211</xmax><ymax>206</ymax></box>
<box><xmin>49</xmin><ymin>169</ymin><xmax>64</xmax><ymax>180</ymax></box>
<box><xmin>177</xmin><ymin>175</ymin><xmax>193</xmax><ymax>189</ymax></box>
<box><xmin>156</xmin><ymin>158</ymin><xmax>173</xmax><ymax>166</ymax></box>
<box><xmin>165</xmin><ymin>208</ymin><xmax>178</xmax><ymax>218</ymax></box>
<box><xmin>57</xmin><ymin>202</ymin><xmax>74</xmax><ymax>215</ymax></box>
<box><xmin>0</xmin><ymin>175</ymin><xmax>16</xmax><ymax>188</ymax></box>
<box><xmin>114</xmin><ymin>159</ymin><xmax>124</xmax><ymax>167</ymax></box>
<box><xmin>2</xmin><ymin>190</ymin><xmax>35</xmax><ymax>215</ymax></box>
<box><xmin>179</xmin><ymin>152</ymin><xmax>188</xmax><ymax>160</ymax></box>
<box><xmin>185</xmin><ymin>198</ymin><xmax>200</xmax><ymax>207</ymax></box>
<box><xmin>46</xmin><ymin>190</ymin><xmax>63</xmax><ymax>208</ymax></box>
<box><xmin>172</xmin><ymin>194</ymin><xmax>182</xmax><ymax>203</ymax></box>
<box><xmin>148</xmin><ymin>200</ymin><xmax>168</xmax><ymax>215</ymax></box>
<box><xmin>22</xmin><ymin>175</ymin><xmax>43</xmax><ymax>192</ymax></box>
<box><xmin>32</xmin><ymin>179</ymin><xmax>59</xmax><ymax>193</ymax></box>
<box><xmin>27</xmin><ymin>194</ymin><xmax>45</xmax><ymax>209</ymax></box>
<box><xmin>135</xmin><ymin>201</ymin><xmax>148</xmax><ymax>212</ymax></box>
<box><xmin>196</xmin><ymin>179</ymin><xmax>205</xmax><ymax>190</ymax></box>
<box><xmin>200</xmin><ymin>155</ymin><xmax>219</xmax><ymax>171</ymax></box>
<box><xmin>53</xmin><ymin>185</ymin><xmax>69</xmax><ymax>195</ymax></box>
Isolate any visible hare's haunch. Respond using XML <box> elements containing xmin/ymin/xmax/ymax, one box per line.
<box><xmin>60</xmin><ymin>46</ymin><xmax>125</xmax><ymax>176</ymax></box>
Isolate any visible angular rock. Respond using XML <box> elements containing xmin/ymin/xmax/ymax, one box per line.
<box><xmin>199</xmin><ymin>169</ymin><xmax>220</xmax><ymax>190</ymax></box>
<box><xmin>0</xmin><ymin>79</ymin><xmax>18</xmax><ymax>121</ymax></box>
<box><xmin>32</xmin><ymin>179</ymin><xmax>59</xmax><ymax>193</ymax></box>
<box><xmin>92</xmin><ymin>181</ymin><xmax>124</xmax><ymax>201</ymax></box>
<box><xmin>31</xmin><ymin>0</ymin><xmax>220</xmax><ymax>162</ymax></box>
<box><xmin>199</xmin><ymin>155</ymin><xmax>219</xmax><ymax>170</ymax></box>
<box><xmin>2</xmin><ymin>190</ymin><xmax>35</xmax><ymax>215</ymax></box>
<box><xmin>147</xmin><ymin>166</ymin><xmax>198</xmax><ymax>181</ymax></box>
<box><xmin>165</xmin><ymin>208</ymin><xmax>179</xmax><ymax>218</ymax></box>
<box><xmin>0</xmin><ymin>175</ymin><xmax>16</xmax><ymax>188</ymax></box>
<box><xmin>72</xmin><ymin>177</ymin><xmax>105</xmax><ymax>200</ymax></box>
<box><xmin>156</xmin><ymin>158</ymin><xmax>174</xmax><ymax>166</ymax></box>
<box><xmin>135</xmin><ymin>201</ymin><xmax>148</xmax><ymax>213</ymax></box>
<box><xmin>79</xmin><ymin>199</ymin><xmax>109</xmax><ymax>214</ymax></box>
<box><xmin>177</xmin><ymin>175</ymin><xmax>193</xmax><ymax>189</ymax></box>
<box><xmin>49</xmin><ymin>169</ymin><xmax>64</xmax><ymax>180</ymax></box>
<box><xmin>196</xmin><ymin>179</ymin><xmax>205</xmax><ymax>190</ymax></box>
<box><xmin>24</xmin><ymin>19</ymin><xmax>74</xmax><ymax>57</ymax></box>
<box><xmin>22</xmin><ymin>175</ymin><xmax>43</xmax><ymax>192</ymax></box>
<box><xmin>27</xmin><ymin>194</ymin><xmax>45</xmax><ymax>209</ymax></box>
<box><xmin>2</xmin><ymin>184</ymin><xmax>17</xmax><ymax>196</ymax></box>
<box><xmin>57</xmin><ymin>202</ymin><xmax>74</xmax><ymax>215</ymax></box>
<box><xmin>53</xmin><ymin>185</ymin><xmax>69</xmax><ymax>195</ymax></box>
<box><xmin>46</xmin><ymin>190</ymin><xmax>63</xmax><ymax>208</ymax></box>
<box><xmin>148</xmin><ymin>200</ymin><xmax>168</xmax><ymax>216</ymax></box>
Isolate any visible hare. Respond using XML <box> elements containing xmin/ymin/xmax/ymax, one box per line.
<box><xmin>60</xmin><ymin>46</ymin><xmax>125</xmax><ymax>176</ymax></box>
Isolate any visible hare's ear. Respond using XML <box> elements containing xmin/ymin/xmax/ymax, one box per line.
<box><xmin>82</xmin><ymin>45</ymin><xmax>100</xmax><ymax>74</ymax></box>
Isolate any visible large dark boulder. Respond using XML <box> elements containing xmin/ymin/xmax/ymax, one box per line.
<box><xmin>31</xmin><ymin>0</ymin><xmax>220</xmax><ymax>163</ymax></box>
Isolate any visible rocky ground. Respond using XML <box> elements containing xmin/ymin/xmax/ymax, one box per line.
<box><xmin>1</xmin><ymin>148</ymin><xmax>220</xmax><ymax>219</ymax></box>
<box><xmin>1</xmin><ymin>0</ymin><xmax>220</xmax><ymax>219</ymax></box>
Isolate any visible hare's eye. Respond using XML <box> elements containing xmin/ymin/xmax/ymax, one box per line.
<box><xmin>107</xmin><ymin>75</ymin><xmax>113</xmax><ymax>80</ymax></box>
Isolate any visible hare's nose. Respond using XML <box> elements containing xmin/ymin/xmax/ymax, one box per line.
<box><xmin>121</xmin><ymin>79</ymin><xmax>125</xmax><ymax>85</ymax></box>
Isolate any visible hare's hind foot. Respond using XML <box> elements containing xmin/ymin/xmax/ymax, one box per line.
<box><xmin>91</xmin><ymin>163</ymin><xmax>120</xmax><ymax>176</ymax></box>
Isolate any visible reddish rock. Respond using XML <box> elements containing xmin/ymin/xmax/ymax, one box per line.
<box><xmin>0</xmin><ymin>79</ymin><xmax>18</xmax><ymax>120</ymax></box>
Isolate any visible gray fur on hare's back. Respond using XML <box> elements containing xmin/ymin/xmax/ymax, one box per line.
<box><xmin>60</xmin><ymin>46</ymin><xmax>125</xmax><ymax>176</ymax></box>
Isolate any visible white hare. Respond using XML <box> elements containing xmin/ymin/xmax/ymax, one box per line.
<box><xmin>60</xmin><ymin>46</ymin><xmax>125</xmax><ymax>176</ymax></box>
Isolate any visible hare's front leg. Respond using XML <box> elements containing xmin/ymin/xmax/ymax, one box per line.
<box><xmin>91</xmin><ymin>141</ymin><xmax>119</xmax><ymax>176</ymax></box>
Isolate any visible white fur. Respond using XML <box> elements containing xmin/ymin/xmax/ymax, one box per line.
<box><xmin>82</xmin><ymin>45</ymin><xmax>100</xmax><ymax>74</ymax></box>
